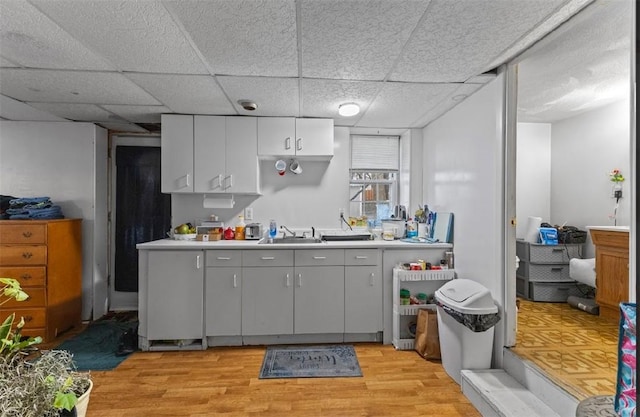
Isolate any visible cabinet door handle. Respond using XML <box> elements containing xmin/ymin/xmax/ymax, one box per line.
<box><xmin>297</xmin><ymin>273</ymin><xmax>302</xmax><ymax>287</ymax></box>
<box><xmin>176</xmin><ymin>174</ymin><xmax>190</xmax><ymax>189</ymax></box>
<box><xmin>370</xmin><ymin>272</ymin><xmax>375</xmax><ymax>286</ymax></box>
<box><xmin>22</xmin><ymin>252</ymin><xmax>33</xmax><ymax>259</ymax></box>
<box><xmin>296</xmin><ymin>138</ymin><xmax>302</xmax><ymax>151</ymax></box>
<box><xmin>21</xmin><ymin>273</ymin><xmax>32</xmax><ymax>280</ymax></box>
<box><xmin>233</xmin><ymin>274</ymin><xmax>237</xmax><ymax>288</ymax></box>
<box><xmin>22</xmin><ymin>231</ymin><xmax>32</xmax><ymax>238</ymax></box>
<box><xmin>285</xmin><ymin>137</ymin><xmax>291</xmax><ymax>150</ymax></box>
<box><xmin>196</xmin><ymin>255</ymin><xmax>201</xmax><ymax>269</ymax></box>
<box><xmin>217</xmin><ymin>257</ymin><xmax>231</xmax><ymax>260</ymax></box>
<box><xmin>211</xmin><ymin>175</ymin><xmax>223</xmax><ymax>190</ymax></box>
<box><xmin>312</xmin><ymin>256</ymin><xmax>326</xmax><ymax>260</ymax></box>
<box><xmin>355</xmin><ymin>256</ymin><xmax>368</xmax><ymax>259</ymax></box>
<box><xmin>261</xmin><ymin>256</ymin><xmax>275</xmax><ymax>260</ymax></box>
<box><xmin>285</xmin><ymin>273</ymin><xmax>290</xmax><ymax>287</ymax></box>
<box><xmin>224</xmin><ymin>175</ymin><xmax>233</xmax><ymax>189</ymax></box>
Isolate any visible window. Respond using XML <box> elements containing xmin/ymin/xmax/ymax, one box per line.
<box><xmin>349</xmin><ymin>136</ymin><xmax>399</xmax><ymax>223</ymax></box>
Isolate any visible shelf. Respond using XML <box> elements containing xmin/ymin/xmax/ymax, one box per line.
<box><xmin>394</xmin><ymin>304</ymin><xmax>437</xmax><ymax>316</ymax></box>
<box><xmin>393</xmin><ymin>268</ymin><xmax>456</xmax><ymax>281</ymax></box>
<box><xmin>392</xmin><ymin>337</ymin><xmax>416</xmax><ymax>351</ymax></box>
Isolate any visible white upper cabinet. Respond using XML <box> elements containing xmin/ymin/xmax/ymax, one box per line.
<box><xmin>258</xmin><ymin>117</ymin><xmax>334</xmax><ymax>159</ymax></box>
<box><xmin>161</xmin><ymin>114</ymin><xmax>194</xmax><ymax>193</ymax></box>
<box><xmin>161</xmin><ymin>114</ymin><xmax>259</xmax><ymax>194</ymax></box>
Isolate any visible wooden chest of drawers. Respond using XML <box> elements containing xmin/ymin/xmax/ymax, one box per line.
<box><xmin>0</xmin><ymin>219</ymin><xmax>82</xmax><ymax>342</ymax></box>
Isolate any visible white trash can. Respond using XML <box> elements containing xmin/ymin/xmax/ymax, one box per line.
<box><xmin>434</xmin><ymin>279</ymin><xmax>500</xmax><ymax>385</ymax></box>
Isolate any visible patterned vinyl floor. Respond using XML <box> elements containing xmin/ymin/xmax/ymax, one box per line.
<box><xmin>510</xmin><ymin>298</ymin><xmax>619</xmax><ymax>400</ymax></box>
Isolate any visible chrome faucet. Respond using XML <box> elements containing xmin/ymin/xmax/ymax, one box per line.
<box><xmin>280</xmin><ymin>225</ymin><xmax>296</xmax><ymax>238</ymax></box>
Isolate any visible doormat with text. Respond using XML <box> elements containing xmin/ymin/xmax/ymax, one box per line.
<box><xmin>259</xmin><ymin>344</ymin><xmax>362</xmax><ymax>379</ymax></box>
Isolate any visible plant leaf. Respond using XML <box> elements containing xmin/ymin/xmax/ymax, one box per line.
<box><xmin>54</xmin><ymin>391</ymin><xmax>78</xmax><ymax>411</ymax></box>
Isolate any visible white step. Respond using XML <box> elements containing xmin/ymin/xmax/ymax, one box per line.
<box><xmin>461</xmin><ymin>369</ymin><xmax>562</xmax><ymax>417</ymax></box>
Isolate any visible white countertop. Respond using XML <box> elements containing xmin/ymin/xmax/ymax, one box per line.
<box><xmin>137</xmin><ymin>238</ymin><xmax>453</xmax><ymax>250</ymax></box>
<box><xmin>586</xmin><ymin>225</ymin><xmax>630</xmax><ymax>233</ymax></box>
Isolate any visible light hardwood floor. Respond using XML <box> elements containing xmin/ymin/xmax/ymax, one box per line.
<box><xmin>80</xmin><ymin>344</ymin><xmax>480</xmax><ymax>417</ymax></box>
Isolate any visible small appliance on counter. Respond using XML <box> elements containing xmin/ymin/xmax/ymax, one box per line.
<box><xmin>381</xmin><ymin>219</ymin><xmax>406</xmax><ymax>239</ymax></box>
<box><xmin>245</xmin><ymin>223</ymin><xmax>263</xmax><ymax>240</ymax></box>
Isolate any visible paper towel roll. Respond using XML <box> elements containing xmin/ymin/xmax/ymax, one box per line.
<box><xmin>524</xmin><ymin>216</ymin><xmax>542</xmax><ymax>243</ymax></box>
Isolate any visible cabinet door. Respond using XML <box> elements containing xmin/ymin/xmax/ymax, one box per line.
<box><xmin>294</xmin><ymin>118</ymin><xmax>334</xmax><ymax>157</ymax></box>
<box><xmin>345</xmin><ymin>265</ymin><xmax>382</xmax><ymax>333</ymax></box>
<box><xmin>257</xmin><ymin>117</ymin><xmax>296</xmax><ymax>156</ymax></box>
<box><xmin>242</xmin><ymin>266</ymin><xmax>293</xmax><ymax>335</ymax></box>
<box><xmin>205</xmin><ymin>267</ymin><xmax>241</xmax><ymax>336</ymax></box>
<box><xmin>226</xmin><ymin>117</ymin><xmax>259</xmax><ymax>193</ymax></box>
<box><xmin>161</xmin><ymin>114</ymin><xmax>194</xmax><ymax>193</ymax></box>
<box><xmin>147</xmin><ymin>250</ymin><xmax>203</xmax><ymax>340</ymax></box>
<box><xmin>294</xmin><ymin>266</ymin><xmax>344</xmax><ymax>334</ymax></box>
<box><xmin>194</xmin><ymin>115</ymin><xmax>226</xmax><ymax>193</ymax></box>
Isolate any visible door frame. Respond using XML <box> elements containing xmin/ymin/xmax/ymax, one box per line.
<box><xmin>109</xmin><ymin>134</ymin><xmax>161</xmax><ymax>311</ymax></box>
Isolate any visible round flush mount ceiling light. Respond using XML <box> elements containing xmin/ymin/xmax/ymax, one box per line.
<box><xmin>338</xmin><ymin>102</ymin><xmax>360</xmax><ymax>117</ymax></box>
<box><xmin>237</xmin><ymin>100</ymin><xmax>258</xmax><ymax>111</ymax></box>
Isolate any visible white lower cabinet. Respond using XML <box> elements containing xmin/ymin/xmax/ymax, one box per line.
<box><xmin>344</xmin><ymin>249</ymin><xmax>382</xmax><ymax>333</ymax></box>
<box><xmin>205</xmin><ymin>250</ymin><xmax>242</xmax><ymax>337</ymax></box>
<box><xmin>241</xmin><ymin>250</ymin><xmax>294</xmax><ymax>336</ymax></box>
<box><xmin>294</xmin><ymin>266</ymin><xmax>344</xmax><ymax>334</ymax></box>
<box><xmin>146</xmin><ymin>250</ymin><xmax>204</xmax><ymax>341</ymax></box>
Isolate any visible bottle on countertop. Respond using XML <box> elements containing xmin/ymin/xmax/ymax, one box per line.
<box><xmin>269</xmin><ymin>219</ymin><xmax>277</xmax><ymax>241</ymax></box>
<box><xmin>235</xmin><ymin>215</ymin><xmax>246</xmax><ymax>240</ymax></box>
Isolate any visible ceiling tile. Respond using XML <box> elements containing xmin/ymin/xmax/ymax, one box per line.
<box><xmin>409</xmin><ymin>83</ymin><xmax>483</xmax><ymax>127</ymax></box>
<box><xmin>0</xmin><ymin>94</ymin><xmax>68</xmax><ymax>121</ymax></box>
<box><xmin>218</xmin><ymin>76</ymin><xmax>299</xmax><ymax>116</ymax></box>
<box><xmin>0</xmin><ymin>1</ymin><xmax>113</xmax><ymax>71</ymax></box>
<box><xmin>0</xmin><ymin>69</ymin><xmax>161</xmax><ymax>105</ymax></box>
<box><xmin>390</xmin><ymin>0</ymin><xmax>570</xmax><ymax>82</ymax></box>
<box><xmin>30</xmin><ymin>0</ymin><xmax>208</xmax><ymax>74</ymax></box>
<box><xmin>355</xmin><ymin>82</ymin><xmax>459</xmax><ymax>128</ymax></box>
<box><xmin>101</xmin><ymin>105</ymin><xmax>171</xmax><ymax>123</ymax></box>
<box><xmin>300</xmin><ymin>79</ymin><xmax>381</xmax><ymax>125</ymax></box>
<box><xmin>300</xmin><ymin>0</ymin><xmax>431</xmax><ymax>80</ymax></box>
<box><xmin>125</xmin><ymin>73</ymin><xmax>234</xmax><ymax>115</ymax></box>
<box><xmin>164</xmin><ymin>0</ymin><xmax>298</xmax><ymax>77</ymax></box>
<box><xmin>0</xmin><ymin>57</ymin><xmax>19</xmax><ymax>67</ymax></box>
<box><xmin>26</xmin><ymin>102</ymin><xmax>123</xmax><ymax>122</ymax></box>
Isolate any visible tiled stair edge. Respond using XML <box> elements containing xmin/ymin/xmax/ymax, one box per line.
<box><xmin>461</xmin><ymin>369</ymin><xmax>562</xmax><ymax>417</ymax></box>
<box><xmin>502</xmin><ymin>347</ymin><xmax>580</xmax><ymax>416</ymax></box>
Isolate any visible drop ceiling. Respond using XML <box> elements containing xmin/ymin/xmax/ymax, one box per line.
<box><xmin>1</xmin><ymin>0</ymin><xmax>620</xmax><ymax>134</ymax></box>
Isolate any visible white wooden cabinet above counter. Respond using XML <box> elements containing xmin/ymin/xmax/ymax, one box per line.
<box><xmin>257</xmin><ymin>117</ymin><xmax>334</xmax><ymax>159</ymax></box>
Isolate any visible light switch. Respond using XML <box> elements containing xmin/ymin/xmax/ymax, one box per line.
<box><xmin>245</xmin><ymin>207</ymin><xmax>254</xmax><ymax>221</ymax></box>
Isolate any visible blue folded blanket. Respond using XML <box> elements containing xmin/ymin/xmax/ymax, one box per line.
<box><xmin>9</xmin><ymin>196</ymin><xmax>51</xmax><ymax>206</ymax></box>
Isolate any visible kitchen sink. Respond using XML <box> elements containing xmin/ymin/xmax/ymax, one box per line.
<box><xmin>259</xmin><ymin>237</ymin><xmax>324</xmax><ymax>244</ymax></box>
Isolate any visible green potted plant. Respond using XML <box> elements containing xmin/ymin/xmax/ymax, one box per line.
<box><xmin>0</xmin><ymin>278</ymin><xmax>93</xmax><ymax>417</ymax></box>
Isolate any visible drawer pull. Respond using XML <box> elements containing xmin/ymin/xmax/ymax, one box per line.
<box><xmin>22</xmin><ymin>231</ymin><xmax>33</xmax><ymax>238</ymax></box>
<box><xmin>312</xmin><ymin>256</ymin><xmax>327</xmax><ymax>260</ymax></box>
<box><xmin>551</xmin><ymin>267</ymin><xmax>564</xmax><ymax>272</ymax></box>
<box><xmin>261</xmin><ymin>256</ymin><xmax>275</xmax><ymax>260</ymax></box>
<box><xmin>355</xmin><ymin>256</ymin><xmax>368</xmax><ymax>259</ymax></box>
<box><xmin>21</xmin><ymin>273</ymin><xmax>32</xmax><ymax>280</ymax></box>
<box><xmin>24</xmin><ymin>315</ymin><xmax>33</xmax><ymax>322</ymax></box>
<box><xmin>22</xmin><ymin>252</ymin><xmax>33</xmax><ymax>259</ymax></box>
<box><xmin>217</xmin><ymin>257</ymin><xmax>231</xmax><ymax>260</ymax></box>
<box><xmin>552</xmin><ymin>248</ymin><xmax>564</xmax><ymax>252</ymax></box>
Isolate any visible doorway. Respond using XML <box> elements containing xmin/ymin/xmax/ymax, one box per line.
<box><xmin>109</xmin><ymin>136</ymin><xmax>171</xmax><ymax>311</ymax></box>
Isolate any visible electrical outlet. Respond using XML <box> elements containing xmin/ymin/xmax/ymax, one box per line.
<box><xmin>339</xmin><ymin>208</ymin><xmax>344</xmax><ymax>218</ymax></box>
<box><xmin>245</xmin><ymin>207</ymin><xmax>253</xmax><ymax>221</ymax></box>
<box><xmin>614</xmin><ymin>190</ymin><xmax>622</xmax><ymax>199</ymax></box>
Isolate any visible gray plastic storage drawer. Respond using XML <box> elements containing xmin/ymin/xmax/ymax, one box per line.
<box><xmin>519</xmin><ymin>261</ymin><xmax>571</xmax><ymax>282</ymax></box>
<box><xmin>529</xmin><ymin>281</ymin><xmax>587</xmax><ymax>302</ymax></box>
<box><xmin>527</xmin><ymin>243</ymin><xmax>582</xmax><ymax>263</ymax></box>
<box><xmin>516</xmin><ymin>276</ymin><xmax>529</xmax><ymax>298</ymax></box>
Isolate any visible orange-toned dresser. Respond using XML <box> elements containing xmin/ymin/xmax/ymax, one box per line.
<box><xmin>0</xmin><ymin>219</ymin><xmax>82</xmax><ymax>342</ymax></box>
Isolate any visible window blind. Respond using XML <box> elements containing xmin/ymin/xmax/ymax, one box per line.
<box><xmin>350</xmin><ymin>136</ymin><xmax>399</xmax><ymax>170</ymax></box>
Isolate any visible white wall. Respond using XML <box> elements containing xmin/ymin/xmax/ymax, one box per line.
<box><xmin>0</xmin><ymin>121</ymin><xmax>109</xmax><ymax>320</ymax></box>
<box><xmin>516</xmin><ymin>123</ymin><xmax>551</xmax><ymax>238</ymax></box>
<box><xmin>422</xmin><ymin>74</ymin><xmax>506</xmax><ymax>366</ymax></box>
<box><xmin>550</xmin><ymin>100</ymin><xmax>630</xmax><ymax>256</ymax></box>
<box><xmin>171</xmin><ymin>127</ymin><xmax>351</xmax><ymax>231</ymax></box>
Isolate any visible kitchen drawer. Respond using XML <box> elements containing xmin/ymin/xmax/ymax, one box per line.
<box><xmin>0</xmin><ymin>266</ymin><xmax>46</xmax><ymax>287</ymax></box>
<box><xmin>4</xmin><ymin>308</ymin><xmax>47</xmax><ymax>329</ymax></box>
<box><xmin>0</xmin><ymin>245</ymin><xmax>47</xmax><ymax>265</ymax></box>
<box><xmin>520</xmin><ymin>261</ymin><xmax>571</xmax><ymax>282</ymax></box>
<box><xmin>2</xmin><ymin>287</ymin><xmax>46</xmax><ymax>308</ymax></box>
<box><xmin>0</xmin><ymin>224</ymin><xmax>46</xmax><ymax>244</ymax></box>
<box><xmin>522</xmin><ymin>243</ymin><xmax>582</xmax><ymax>263</ymax></box>
<box><xmin>344</xmin><ymin>249</ymin><xmax>380</xmax><ymax>266</ymax></box>
<box><xmin>205</xmin><ymin>250</ymin><xmax>242</xmax><ymax>267</ymax></box>
<box><xmin>242</xmin><ymin>250</ymin><xmax>294</xmax><ymax>267</ymax></box>
<box><xmin>295</xmin><ymin>249</ymin><xmax>344</xmax><ymax>266</ymax></box>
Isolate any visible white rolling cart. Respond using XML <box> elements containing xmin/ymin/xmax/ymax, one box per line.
<box><xmin>392</xmin><ymin>267</ymin><xmax>456</xmax><ymax>350</ymax></box>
